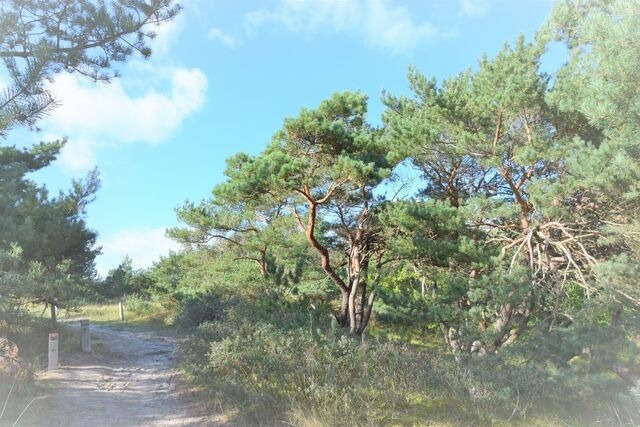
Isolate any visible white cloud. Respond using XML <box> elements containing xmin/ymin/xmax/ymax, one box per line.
<box><xmin>58</xmin><ymin>138</ymin><xmax>96</xmax><ymax>173</ymax></box>
<box><xmin>97</xmin><ymin>228</ymin><xmax>180</xmax><ymax>276</ymax></box>
<box><xmin>41</xmin><ymin>66</ymin><xmax>207</xmax><ymax>174</ymax></box>
<box><xmin>458</xmin><ymin>0</ymin><xmax>490</xmax><ymax>17</ymax></box>
<box><xmin>208</xmin><ymin>27</ymin><xmax>240</xmax><ymax>48</ymax></box>
<box><xmin>244</xmin><ymin>0</ymin><xmax>444</xmax><ymax>54</ymax></box>
<box><xmin>364</xmin><ymin>1</ymin><xmax>440</xmax><ymax>52</ymax></box>
<box><xmin>46</xmin><ymin>68</ymin><xmax>206</xmax><ymax>145</ymax></box>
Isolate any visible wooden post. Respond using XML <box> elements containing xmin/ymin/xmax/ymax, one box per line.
<box><xmin>119</xmin><ymin>302</ymin><xmax>124</xmax><ymax>321</ymax></box>
<box><xmin>48</xmin><ymin>333</ymin><xmax>59</xmax><ymax>371</ymax></box>
<box><xmin>81</xmin><ymin>320</ymin><xmax>91</xmax><ymax>352</ymax></box>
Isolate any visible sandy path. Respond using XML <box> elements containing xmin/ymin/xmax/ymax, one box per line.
<box><xmin>13</xmin><ymin>323</ymin><xmax>220</xmax><ymax>427</ymax></box>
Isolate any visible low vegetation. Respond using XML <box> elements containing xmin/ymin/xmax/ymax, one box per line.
<box><xmin>73</xmin><ymin>298</ymin><xmax>170</xmax><ymax>327</ymax></box>
<box><xmin>141</xmin><ymin>254</ymin><xmax>640</xmax><ymax>425</ymax></box>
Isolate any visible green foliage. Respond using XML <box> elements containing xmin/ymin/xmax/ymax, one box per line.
<box><xmin>0</xmin><ymin>143</ymin><xmax>100</xmax><ymax>323</ymax></box>
<box><xmin>0</xmin><ymin>0</ymin><xmax>181</xmax><ymax>331</ymax></box>
<box><xmin>172</xmin><ymin>292</ymin><xmax>225</xmax><ymax>332</ymax></box>
<box><xmin>380</xmin><ymin>4</ymin><xmax>639</xmax><ymax>363</ymax></box>
<box><xmin>543</xmin><ymin>0</ymin><xmax>640</xmax><ymax>305</ymax></box>
<box><xmin>147</xmin><ymin>249</ymin><xmax>266</xmax><ymax>304</ymax></box>
<box><xmin>172</xmin><ymin>281</ymin><xmax>640</xmax><ymax>426</ymax></box>
<box><xmin>97</xmin><ymin>256</ymin><xmax>154</xmax><ymax>300</ymax></box>
<box><xmin>171</xmin><ymin>91</ymin><xmax>395</xmax><ymax>335</ymax></box>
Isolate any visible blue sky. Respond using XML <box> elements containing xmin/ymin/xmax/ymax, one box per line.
<box><xmin>16</xmin><ymin>0</ymin><xmax>555</xmax><ymax>276</ymax></box>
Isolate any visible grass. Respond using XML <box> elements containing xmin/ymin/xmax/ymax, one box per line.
<box><xmin>19</xmin><ymin>300</ymin><xmax>175</xmax><ymax>362</ymax></box>
<box><xmin>22</xmin><ymin>295</ymin><xmax>172</xmax><ymax>328</ymax></box>
<box><xmin>66</xmin><ymin>303</ymin><xmax>120</xmax><ymax>323</ymax></box>
<box><xmin>68</xmin><ymin>300</ymin><xmax>172</xmax><ymax>328</ymax></box>
<box><xmin>0</xmin><ymin>379</ymin><xmax>42</xmax><ymax>427</ymax></box>
<box><xmin>367</xmin><ymin>323</ymin><xmax>447</xmax><ymax>353</ymax></box>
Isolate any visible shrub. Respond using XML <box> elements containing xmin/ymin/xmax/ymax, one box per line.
<box><xmin>172</xmin><ymin>292</ymin><xmax>225</xmax><ymax>331</ymax></box>
<box><xmin>177</xmin><ymin>296</ymin><xmax>449</xmax><ymax>426</ymax></box>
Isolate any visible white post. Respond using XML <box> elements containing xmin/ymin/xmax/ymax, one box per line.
<box><xmin>119</xmin><ymin>302</ymin><xmax>124</xmax><ymax>321</ymax></box>
<box><xmin>81</xmin><ymin>320</ymin><xmax>91</xmax><ymax>352</ymax></box>
<box><xmin>48</xmin><ymin>333</ymin><xmax>59</xmax><ymax>371</ymax></box>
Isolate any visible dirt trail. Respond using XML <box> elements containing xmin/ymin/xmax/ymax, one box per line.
<box><xmin>13</xmin><ymin>322</ymin><xmax>220</xmax><ymax>427</ymax></box>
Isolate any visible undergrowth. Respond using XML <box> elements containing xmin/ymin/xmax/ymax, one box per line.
<box><xmin>172</xmin><ymin>291</ymin><xmax>640</xmax><ymax>426</ymax></box>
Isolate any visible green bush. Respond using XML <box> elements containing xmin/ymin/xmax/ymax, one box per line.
<box><xmin>175</xmin><ymin>293</ymin><xmax>452</xmax><ymax>426</ymax></box>
<box><xmin>122</xmin><ymin>294</ymin><xmax>154</xmax><ymax>313</ymax></box>
<box><xmin>175</xmin><ymin>293</ymin><xmax>640</xmax><ymax>426</ymax></box>
<box><xmin>172</xmin><ymin>292</ymin><xmax>225</xmax><ymax>331</ymax></box>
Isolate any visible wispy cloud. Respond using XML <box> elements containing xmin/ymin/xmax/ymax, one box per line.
<box><xmin>208</xmin><ymin>27</ymin><xmax>240</xmax><ymax>48</ymax></box>
<box><xmin>97</xmin><ymin>228</ymin><xmax>180</xmax><ymax>276</ymax></box>
<box><xmin>458</xmin><ymin>0</ymin><xmax>490</xmax><ymax>17</ymax></box>
<box><xmin>244</xmin><ymin>0</ymin><xmax>446</xmax><ymax>54</ymax></box>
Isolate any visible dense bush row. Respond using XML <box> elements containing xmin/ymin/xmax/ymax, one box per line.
<box><xmin>170</xmin><ymin>289</ymin><xmax>639</xmax><ymax>426</ymax></box>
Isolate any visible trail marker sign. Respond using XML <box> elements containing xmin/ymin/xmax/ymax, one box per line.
<box><xmin>81</xmin><ymin>320</ymin><xmax>91</xmax><ymax>352</ymax></box>
<box><xmin>48</xmin><ymin>333</ymin><xmax>59</xmax><ymax>371</ymax></box>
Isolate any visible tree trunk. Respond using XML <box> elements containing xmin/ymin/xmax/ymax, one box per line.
<box><xmin>258</xmin><ymin>258</ymin><xmax>267</xmax><ymax>277</ymax></box>
<box><xmin>298</xmin><ymin>196</ymin><xmax>378</xmax><ymax>335</ymax></box>
<box><xmin>348</xmin><ymin>279</ymin><xmax>358</xmax><ymax>334</ymax></box>
<box><xmin>358</xmin><ymin>288</ymin><xmax>376</xmax><ymax>336</ymax></box>
<box><xmin>346</xmin><ymin>238</ymin><xmax>376</xmax><ymax>336</ymax></box>
<box><xmin>50</xmin><ymin>303</ymin><xmax>57</xmax><ymax>325</ymax></box>
<box><xmin>339</xmin><ymin>289</ymin><xmax>349</xmax><ymax>327</ymax></box>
